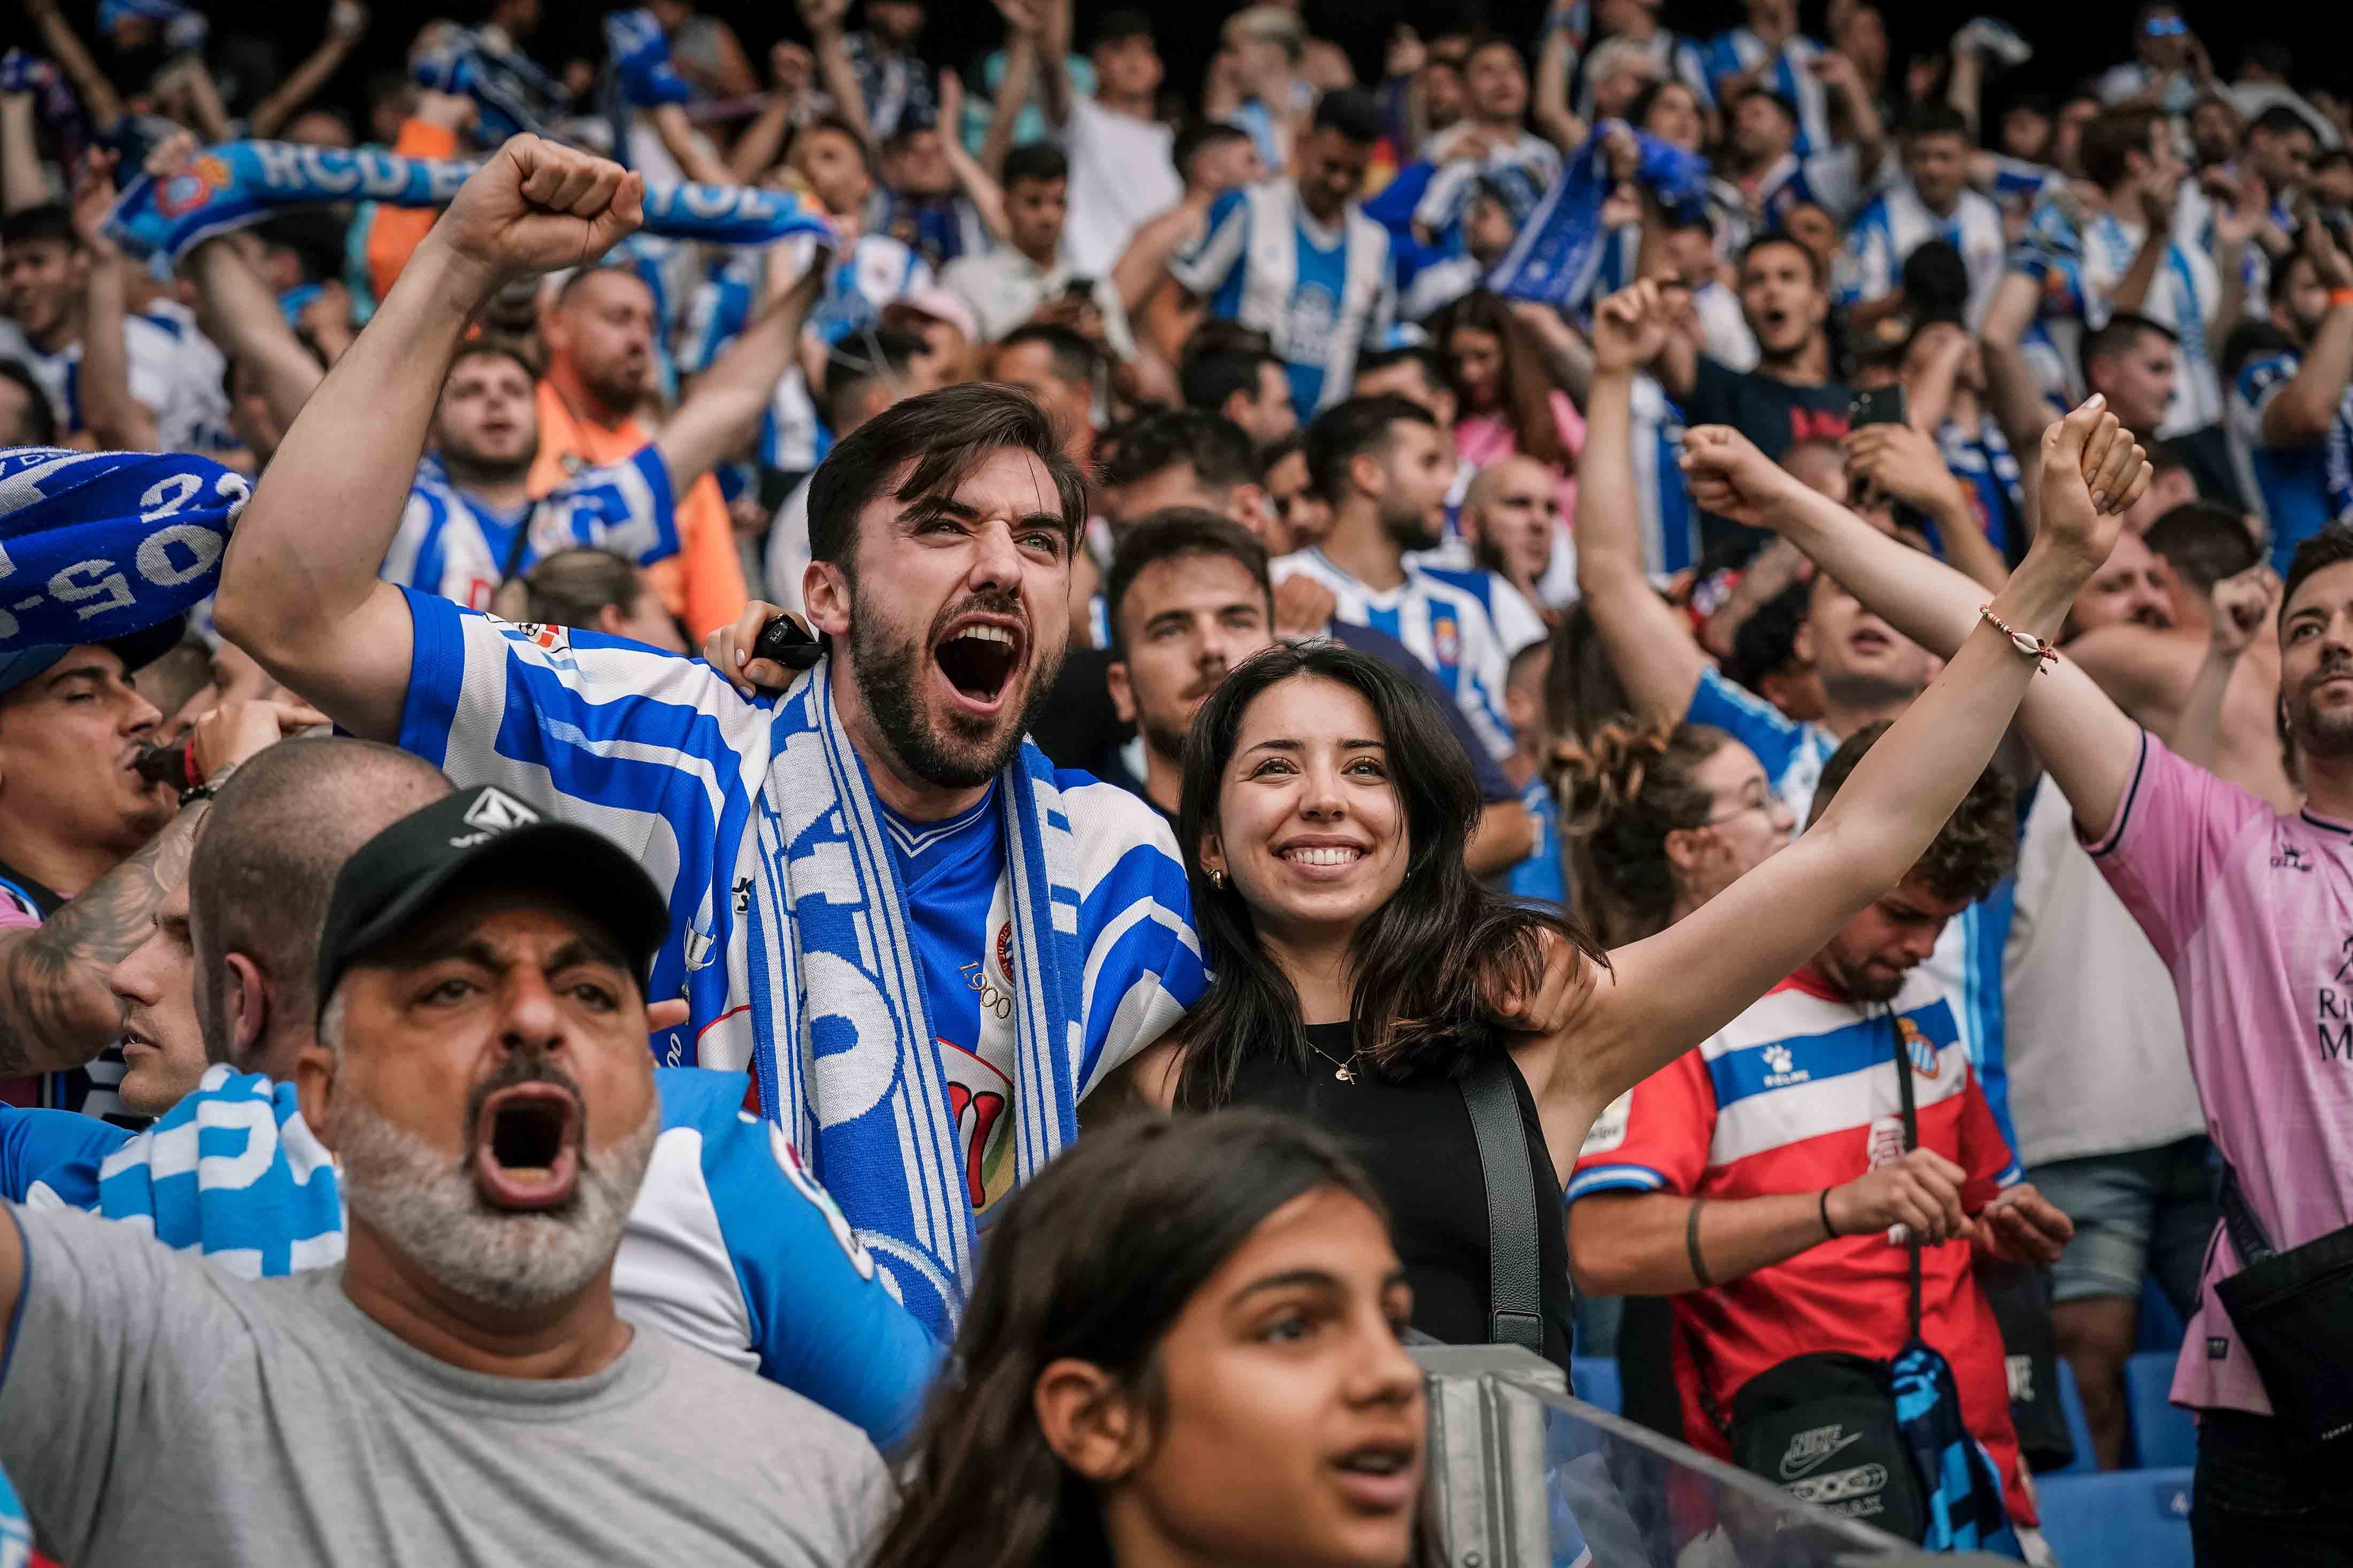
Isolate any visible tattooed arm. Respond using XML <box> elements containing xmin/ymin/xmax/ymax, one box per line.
<box><xmin>0</xmin><ymin>802</ymin><xmax>208</xmax><ymax>1077</ymax></box>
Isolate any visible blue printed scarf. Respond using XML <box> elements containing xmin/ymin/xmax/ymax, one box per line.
<box><xmin>747</xmin><ymin>658</ymin><xmax>1087</xmax><ymax>1335</ymax></box>
<box><xmin>409</xmin><ymin>23</ymin><xmax>570</xmax><ymax>146</ymax></box>
<box><xmin>1891</xmin><ymin>1339</ymin><xmax>2024</xmax><ymax>1556</ymax></box>
<box><xmin>105</xmin><ymin>141</ymin><xmax>834</xmax><ymax>265</ymax></box>
<box><xmin>0</xmin><ymin>447</ymin><xmax>247</xmax><ymax>651</ymax></box>
<box><xmin>1487</xmin><ymin>122</ymin><xmax>1711</xmax><ymax>311</ymax></box>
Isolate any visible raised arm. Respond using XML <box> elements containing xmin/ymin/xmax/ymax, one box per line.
<box><xmin>70</xmin><ymin>153</ymin><xmax>158</xmax><ymax>453</ymax></box>
<box><xmin>1</xmin><ymin>79</ymin><xmax>45</xmax><ymax>214</ymax></box>
<box><xmin>1533</xmin><ymin>0</ymin><xmax>1583</xmax><ymax>151</ymax></box>
<box><xmin>799</xmin><ymin>0</ymin><xmax>874</xmax><ymax>150</ymax></box>
<box><xmin>22</xmin><ymin>0</ymin><xmax>122</xmax><ymax>131</ymax></box>
<box><xmin>727</xmin><ymin>43</ymin><xmax>814</xmax><ymax>183</ymax></box>
<box><xmin>184</xmin><ymin>235</ymin><xmax>326</xmax><ymax>437</ymax></box>
<box><xmin>1032</xmin><ymin>0</ymin><xmax>1074</xmax><ymax>133</ymax></box>
<box><xmin>1843</xmin><ymin>421</ymin><xmax>2010</xmax><ymax>592</ymax></box>
<box><xmin>2264</xmin><ymin>223</ymin><xmax>2353</xmax><ymax>445</ymax></box>
<box><xmin>2105</xmin><ymin>182</ymin><xmax>2172</xmax><ymax>316</ymax></box>
<box><xmin>649</xmin><ymin>102</ymin><xmax>739</xmax><ymax>189</ymax></box>
<box><xmin>1573</xmin><ymin>283</ymin><xmax>1714</xmax><ymax>724</ymax></box>
<box><xmin>1539</xmin><ymin>399</ymin><xmax>2147</xmax><ymax>1139</ymax></box>
<box><xmin>654</xmin><ymin>245</ymin><xmax>826</xmax><ymax>490</ymax></box>
<box><xmin>213</xmin><ymin>137</ymin><xmax>645</xmax><ymax>742</ymax></box>
<box><xmin>933</xmin><ymin>69</ymin><xmax>1006</xmax><ymax>244</ymax></box>
<box><xmin>249</xmin><ymin>0</ymin><xmax>371</xmax><ymax>138</ymax></box>
<box><xmin>2174</xmin><ymin>563</ymin><xmax>2278</xmax><ymax>775</ymax></box>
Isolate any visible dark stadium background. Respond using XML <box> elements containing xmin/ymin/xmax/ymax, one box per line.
<box><xmin>174</xmin><ymin>3</ymin><xmax>2353</xmax><ymax>138</ymax></box>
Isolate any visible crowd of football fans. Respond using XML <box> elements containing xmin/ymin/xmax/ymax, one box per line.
<box><xmin>0</xmin><ymin>0</ymin><xmax>2348</xmax><ymax>1563</ymax></box>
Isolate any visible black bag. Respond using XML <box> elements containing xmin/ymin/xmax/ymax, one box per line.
<box><xmin>1722</xmin><ymin>1351</ymin><xmax>1927</xmax><ymax>1539</ymax></box>
<box><xmin>1979</xmin><ymin>1261</ymin><xmax>2076</xmax><ymax>1472</ymax></box>
<box><xmin>2213</xmin><ymin>1160</ymin><xmax>2353</xmax><ymax>1447</ymax></box>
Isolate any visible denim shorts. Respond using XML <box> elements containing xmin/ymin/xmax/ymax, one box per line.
<box><xmin>2028</xmin><ymin>1136</ymin><xmax>2217</xmax><ymax>1308</ymax></box>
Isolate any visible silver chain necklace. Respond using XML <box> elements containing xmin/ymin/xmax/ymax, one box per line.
<box><xmin>1306</xmin><ymin>1034</ymin><xmax>1360</xmax><ymax>1084</ymax></box>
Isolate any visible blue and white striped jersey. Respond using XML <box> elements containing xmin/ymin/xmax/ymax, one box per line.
<box><xmin>679</xmin><ymin>234</ymin><xmax>932</xmax><ymax>476</ymax></box>
<box><xmin>1</xmin><ymin>1064</ymin><xmax>942</xmax><ymax>1449</ymax></box>
<box><xmin>1412</xmin><ymin>126</ymin><xmax>1563</xmax><ymax>237</ymax></box>
<box><xmin>1752</xmin><ymin>143</ymin><xmax>1890</xmax><ymax>227</ymax></box>
<box><xmin>2016</xmin><ymin>200</ymin><xmax>2224</xmax><ymax>436</ymax></box>
<box><xmin>1935</xmin><ymin>414</ymin><xmax>2026</xmax><ymax>565</ymax></box>
<box><xmin>1271</xmin><ymin>549</ymin><xmax>1520</xmax><ymax>763</ymax></box>
<box><xmin>1631</xmin><ymin>373</ymin><xmax>1701</xmax><ymax>578</ymax></box>
<box><xmin>2232</xmin><ymin>346</ymin><xmax>2353</xmax><ymax>573</ymax></box>
<box><xmin>1838</xmin><ymin>181</ymin><xmax>2009</xmax><ymax>327</ymax></box>
<box><xmin>382</xmin><ymin>444</ymin><xmax>679</xmax><ymax>612</ymax></box>
<box><xmin>1685</xmin><ymin>667</ymin><xmax>2018</xmax><ymax>1144</ymax></box>
<box><xmin>0</xmin><ymin>309</ymin><xmax>239</xmax><ymax>456</ymax></box>
<box><xmin>391</xmin><ymin>594</ymin><xmax>1204</xmax><ymax>1195</ymax></box>
<box><xmin>1696</xmin><ymin>28</ymin><xmax>1833</xmax><ymax>156</ymax></box>
<box><xmin>1170</xmin><ymin>181</ymin><xmax>1397</xmax><ymax>416</ymax></box>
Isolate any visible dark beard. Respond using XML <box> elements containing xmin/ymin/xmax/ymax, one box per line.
<box><xmin>1142</xmin><ymin>714</ymin><xmax>1190</xmax><ymax>768</ymax></box>
<box><xmin>849</xmin><ymin>592</ymin><xmax>1059</xmax><ymax>790</ymax></box>
<box><xmin>437</xmin><ymin>443</ymin><xmax>535</xmax><ymax>488</ymax></box>
<box><xmin>1379</xmin><ymin>499</ymin><xmax>1443</xmax><ymax>553</ymax></box>
<box><xmin>2293</xmin><ymin>661</ymin><xmax>2353</xmax><ymax>760</ymax></box>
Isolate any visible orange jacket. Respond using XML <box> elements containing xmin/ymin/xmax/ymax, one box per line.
<box><xmin>530</xmin><ymin>381</ymin><xmax>748</xmax><ymax>641</ymax></box>
<box><xmin>364</xmin><ymin>119</ymin><xmax>460</xmax><ymax>304</ymax></box>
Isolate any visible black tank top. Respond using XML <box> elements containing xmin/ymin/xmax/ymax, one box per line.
<box><xmin>1224</xmin><ymin>1022</ymin><xmax>1575</xmax><ymax>1370</ymax></box>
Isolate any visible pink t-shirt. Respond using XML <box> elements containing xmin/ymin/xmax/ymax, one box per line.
<box><xmin>2083</xmin><ymin>731</ymin><xmax>2353</xmax><ymax>1416</ymax></box>
<box><xmin>1454</xmin><ymin>389</ymin><xmax>1585</xmax><ymax>523</ymax></box>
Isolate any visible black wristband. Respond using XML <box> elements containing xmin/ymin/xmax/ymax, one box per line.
<box><xmin>1686</xmin><ymin>1198</ymin><xmax>1713</xmax><ymax>1289</ymax></box>
<box><xmin>1820</xmin><ymin>1187</ymin><xmax>1838</xmax><ymax>1239</ymax></box>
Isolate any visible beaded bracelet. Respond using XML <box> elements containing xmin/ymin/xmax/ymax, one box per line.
<box><xmin>1979</xmin><ymin>603</ymin><xmax>2059</xmax><ymax>673</ymax></box>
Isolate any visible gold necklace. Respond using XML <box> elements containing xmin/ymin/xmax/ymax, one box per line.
<box><xmin>1306</xmin><ymin>1035</ymin><xmax>1360</xmax><ymax>1084</ymax></box>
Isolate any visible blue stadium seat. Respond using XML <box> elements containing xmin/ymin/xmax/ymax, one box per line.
<box><xmin>2136</xmin><ymin>1278</ymin><xmax>2187</xmax><ymax>1354</ymax></box>
<box><xmin>1571</xmin><ymin>1357</ymin><xmax>1621</xmax><ymax>1416</ymax></box>
<box><xmin>2047</xmin><ymin>1359</ymin><xmax>2100</xmax><ymax>1475</ymax></box>
<box><xmin>2034</xmin><ymin>1469</ymin><xmax>2192</xmax><ymax>1568</ymax></box>
<box><xmin>2125</xmin><ymin>1353</ymin><xmax>2197</xmax><ymax>1469</ymax></box>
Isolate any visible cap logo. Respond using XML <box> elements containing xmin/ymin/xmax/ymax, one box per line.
<box><xmin>460</xmin><ymin>787</ymin><xmax>542</xmax><ymax>838</ymax></box>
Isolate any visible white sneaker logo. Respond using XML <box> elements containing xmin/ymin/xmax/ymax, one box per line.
<box><xmin>1779</xmin><ymin>1424</ymin><xmax>1864</xmax><ymax>1480</ymax></box>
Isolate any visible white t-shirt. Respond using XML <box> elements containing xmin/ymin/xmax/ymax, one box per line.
<box><xmin>2001</xmin><ymin>774</ymin><xmax>2205</xmax><ymax>1167</ymax></box>
<box><xmin>1058</xmin><ymin>96</ymin><xmax>1181</xmax><ymax>279</ymax></box>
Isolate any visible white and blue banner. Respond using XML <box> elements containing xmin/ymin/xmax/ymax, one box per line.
<box><xmin>1487</xmin><ymin>123</ymin><xmax>1711</xmax><ymax>312</ymax></box>
<box><xmin>105</xmin><ymin>141</ymin><xmax>834</xmax><ymax>266</ymax></box>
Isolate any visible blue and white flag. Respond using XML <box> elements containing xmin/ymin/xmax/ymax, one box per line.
<box><xmin>1486</xmin><ymin>123</ymin><xmax>1711</xmax><ymax>311</ymax></box>
<box><xmin>105</xmin><ymin>141</ymin><xmax>835</xmax><ymax>265</ymax></box>
<box><xmin>0</xmin><ymin>447</ymin><xmax>247</xmax><ymax>652</ymax></box>
<box><xmin>409</xmin><ymin>22</ymin><xmax>568</xmax><ymax>146</ymax></box>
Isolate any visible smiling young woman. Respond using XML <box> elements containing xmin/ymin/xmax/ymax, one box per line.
<box><xmin>868</xmin><ymin>1110</ymin><xmax>1434</xmax><ymax>1568</ymax></box>
<box><xmin>1118</xmin><ymin>388</ymin><xmax>2146</xmax><ymax>1369</ymax></box>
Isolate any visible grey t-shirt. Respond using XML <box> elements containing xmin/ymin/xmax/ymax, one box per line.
<box><xmin>0</xmin><ymin>1205</ymin><xmax>893</xmax><ymax>1567</ymax></box>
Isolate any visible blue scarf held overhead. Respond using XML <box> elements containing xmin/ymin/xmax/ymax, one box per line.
<box><xmin>409</xmin><ymin>22</ymin><xmax>570</xmax><ymax>146</ymax></box>
<box><xmin>105</xmin><ymin>141</ymin><xmax>835</xmax><ymax>266</ymax></box>
<box><xmin>746</xmin><ymin>658</ymin><xmax>1088</xmax><ymax>1338</ymax></box>
<box><xmin>0</xmin><ymin>447</ymin><xmax>246</xmax><ymax>651</ymax></box>
<box><xmin>606</xmin><ymin>10</ymin><xmax>693</xmax><ymax>110</ymax></box>
<box><xmin>1486</xmin><ymin>121</ymin><xmax>1711</xmax><ymax>311</ymax></box>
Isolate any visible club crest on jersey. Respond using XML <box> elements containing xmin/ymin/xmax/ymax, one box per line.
<box><xmin>1431</xmin><ymin>615</ymin><xmax>1462</xmax><ymax>666</ymax></box>
<box><xmin>995</xmin><ymin>921</ymin><xmax>1016</xmax><ymax>985</ymax></box>
<box><xmin>1898</xmin><ymin>1015</ymin><xmax>1940</xmax><ymax>1078</ymax></box>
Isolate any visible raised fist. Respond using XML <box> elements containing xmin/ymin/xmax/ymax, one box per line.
<box><xmin>1678</xmin><ymin>424</ymin><xmax>1800</xmax><ymax>533</ymax></box>
<box><xmin>2036</xmin><ymin>394</ymin><xmax>2147</xmax><ymax>574</ymax></box>
<box><xmin>2208</xmin><ymin>563</ymin><xmax>2280</xmax><ymax>661</ymax></box>
<box><xmin>1590</xmin><ymin>280</ymin><xmax>1671</xmax><ymax>374</ymax></box>
<box><xmin>428</xmin><ymin>136</ymin><xmax>644</xmax><ymax>295</ymax></box>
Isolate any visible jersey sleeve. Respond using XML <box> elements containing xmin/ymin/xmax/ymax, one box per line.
<box><xmin>0</xmin><ymin>1107</ymin><xmax>130</xmax><ymax>1205</ymax></box>
<box><xmin>1057</xmin><ymin>775</ymin><xmax>1207</xmax><ymax>1094</ymax></box>
<box><xmin>395</xmin><ymin>589</ymin><xmax>765</xmax><ymax>897</ymax></box>
<box><xmin>1568</xmin><ymin>1051</ymin><xmax>1718</xmax><ymax>1201</ymax></box>
<box><xmin>1839</xmin><ymin>205</ymin><xmax>1895</xmax><ymax>306</ymax></box>
<box><xmin>1685</xmin><ymin>665</ymin><xmax>1809</xmax><ymax>788</ymax></box>
<box><xmin>2234</xmin><ymin>350</ymin><xmax>2303</xmax><ymax>447</ymax></box>
<box><xmin>1168</xmin><ymin>190</ymin><xmax>1251</xmax><ymax>301</ymax></box>
<box><xmin>379</xmin><ymin>486</ymin><xmax>450</xmax><ymax>597</ymax></box>
<box><xmin>619</xmin><ymin>1070</ymin><xmax>944</xmax><ymax>1453</ymax></box>
<box><xmin>676</xmin><ymin>265</ymin><xmax>753</xmax><ymax>376</ymax></box>
<box><xmin>2080</xmin><ymin>729</ymin><xmax>2272</xmax><ymax>971</ymax></box>
<box><xmin>542</xmin><ymin>443</ymin><xmax>681</xmax><ymax>567</ymax></box>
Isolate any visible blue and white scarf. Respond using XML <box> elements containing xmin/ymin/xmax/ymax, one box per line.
<box><xmin>1487</xmin><ymin>122</ymin><xmax>1711</xmax><ymax>311</ymax></box>
<box><xmin>105</xmin><ymin>141</ymin><xmax>834</xmax><ymax>266</ymax></box>
<box><xmin>1891</xmin><ymin>1339</ymin><xmax>2023</xmax><ymax>1555</ymax></box>
<box><xmin>23</xmin><ymin>1065</ymin><xmax>346</xmax><ymax>1279</ymax></box>
<box><xmin>409</xmin><ymin>23</ymin><xmax>570</xmax><ymax>146</ymax></box>
<box><xmin>605</xmin><ymin>10</ymin><xmax>693</xmax><ymax>110</ymax></box>
<box><xmin>750</xmin><ymin>660</ymin><xmax>1086</xmax><ymax>1331</ymax></box>
<box><xmin>0</xmin><ymin>447</ymin><xmax>246</xmax><ymax>651</ymax></box>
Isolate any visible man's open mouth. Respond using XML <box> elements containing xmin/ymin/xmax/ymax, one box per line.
<box><xmin>933</xmin><ymin>616</ymin><xmax>1025</xmax><ymax>712</ymax></box>
<box><xmin>472</xmin><ymin>1082</ymin><xmax>582</xmax><ymax>1211</ymax></box>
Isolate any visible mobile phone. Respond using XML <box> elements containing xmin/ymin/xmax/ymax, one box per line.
<box><xmin>753</xmin><ymin>614</ymin><xmax>825</xmax><ymax>671</ymax></box>
<box><xmin>1062</xmin><ymin>276</ymin><xmax>1096</xmax><ymax>301</ymax></box>
<box><xmin>1848</xmin><ymin>385</ymin><xmax>1907</xmax><ymax>429</ymax></box>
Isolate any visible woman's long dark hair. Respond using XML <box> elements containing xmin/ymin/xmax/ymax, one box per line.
<box><xmin>1172</xmin><ymin>644</ymin><xmax>1606</xmax><ymax>1106</ymax></box>
<box><xmin>1431</xmin><ymin>289</ymin><xmax>1573</xmax><ymax>473</ymax></box>
<box><xmin>866</xmin><ymin>1110</ymin><xmax>1407</xmax><ymax>1568</ymax></box>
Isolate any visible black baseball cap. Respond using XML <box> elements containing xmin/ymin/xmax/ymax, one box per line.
<box><xmin>314</xmin><ymin>785</ymin><xmax>672</xmax><ymax>1021</ymax></box>
<box><xmin>0</xmin><ymin>616</ymin><xmax>189</xmax><ymax>700</ymax></box>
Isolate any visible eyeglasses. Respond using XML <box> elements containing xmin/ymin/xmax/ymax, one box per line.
<box><xmin>1702</xmin><ymin>787</ymin><xmax>1785</xmax><ymax>826</ymax></box>
<box><xmin>2144</xmin><ymin>16</ymin><xmax>2187</xmax><ymax>35</ymax></box>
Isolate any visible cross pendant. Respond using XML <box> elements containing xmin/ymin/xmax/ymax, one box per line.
<box><xmin>1334</xmin><ymin>1064</ymin><xmax>1355</xmax><ymax>1083</ymax></box>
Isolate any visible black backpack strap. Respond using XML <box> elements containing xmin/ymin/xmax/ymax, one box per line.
<box><xmin>1889</xmin><ymin>1009</ymin><xmax>1924</xmax><ymax>1342</ymax></box>
<box><xmin>2217</xmin><ymin>1157</ymin><xmax>2277</xmax><ymax>1266</ymax></box>
<box><xmin>1460</xmin><ymin>1056</ymin><xmax>1545</xmax><ymax>1353</ymax></box>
